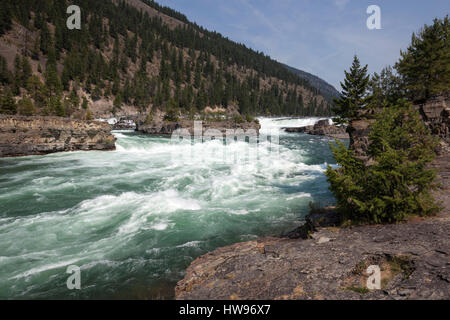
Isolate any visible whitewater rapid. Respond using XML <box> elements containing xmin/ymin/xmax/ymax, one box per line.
<box><xmin>0</xmin><ymin>117</ymin><xmax>337</xmax><ymax>299</ymax></box>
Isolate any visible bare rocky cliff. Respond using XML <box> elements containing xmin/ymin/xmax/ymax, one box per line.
<box><xmin>0</xmin><ymin>115</ymin><xmax>116</xmax><ymax>157</ymax></box>
<box><xmin>416</xmin><ymin>94</ymin><xmax>450</xmax><ymax>151</ymax></box>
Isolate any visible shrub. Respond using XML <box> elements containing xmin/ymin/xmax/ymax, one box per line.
<box><xmin>17</xmin><ymin>98</ymin><xmax>36</xmax><ymax>116</ymax></box>
<box><xmin>326</xmin><ymin>101</ymin><xmax>440</xmax><ymax>224</ymax></box>
<box><xmin>164</xmin><ymin>108</ymin><xmax>178</xmax><ymax>122</ymax></box>
<box><xmin>233</xmin><ymin>114</ymin><xmax>245</xmax><ymax>124</ymax></box>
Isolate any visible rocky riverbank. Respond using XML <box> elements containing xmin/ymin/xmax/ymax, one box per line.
<box><xmin>175</xmin><ymin>97</ymin><xmax>450</xmax><ymax>300</ymax></box>
<box><xmin>175</xmin><ymin>152</ymin><xmax>450</xmax><ymax>300</ymax></box>
<box><xmin>0</xmin><ymin>115</ymin><xmax>116</xmax><ymax>157</ymax></box>
<box><xmin>283</xmin><ymin>119</ymin><xmax>349</xmax><ymax>139</ymax></box>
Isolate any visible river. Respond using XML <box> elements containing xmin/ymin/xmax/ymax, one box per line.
<box><xmin>0</xmin><ymin>117</ymin><xmax>338</xmax><ymax>299</ymax></box>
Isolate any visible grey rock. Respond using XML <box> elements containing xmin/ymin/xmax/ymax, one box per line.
<box><xmin>0</xmin><ymin>115</ymin><xmax>116</xmax><ymax>157</ymax></box>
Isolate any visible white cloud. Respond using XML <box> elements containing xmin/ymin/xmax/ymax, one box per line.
<box><xmin>333</xmin><ymin>0</ymin><xmax>350</xmax><ymax>10</ymax></box>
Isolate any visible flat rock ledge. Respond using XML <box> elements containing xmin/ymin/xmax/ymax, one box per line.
<box><xmin>175</xmin><ymin>154</ymin><xmax>450</xmax><ymax>300</ymax></box>
<box><xmin>0</xmin><ymin>115</ymin><xmax>116</xmax><ymax>157</ymax></box>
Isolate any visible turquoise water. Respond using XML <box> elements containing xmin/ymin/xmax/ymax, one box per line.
<box><xmin>0</xmin><ymin>117</ymin><xmax>338</xmax><ymax>299</ymax></box>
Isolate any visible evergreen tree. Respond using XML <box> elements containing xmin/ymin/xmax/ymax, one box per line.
<box><xmin>81</xmin><ymin>96</ymin><xmax>89</xmax><ymax>110</ymax></box>
<box><xmin>326</xmin><ymin>101</ymin><xmax>439</xmax><ymax>224</ymax></box>
<box><xmin>0</xmin><ymin>1</ymin><xmax>12</xmax><ymax>36</ymax></box>
<box><xmin>17</xmin><ymin>97</ymin><xmax>36</xmax><ymax>116</ymax></box>
<box><xmin>21</xmin><ymin>56</ymin><xmax>32</xmax><ymax>86</ymax></box>
<box><xmin>395</xmin><ymin>16</ymin><xmax>450</xmax><ymax>101</ymax></box>
<box><xmin>0</xmin><ymin>89</ymin><xmax>17</xmax><ymax>114</ymax></box>
<box><xmin>13</xmin><ymin>54</ymin><xmax>22</xmax><ymax>95</ymax></box>
<box><xmin>368</xmin><ymin>66</ymin><xmax>402</xmax><ymax>110</ymax></box>
<box><xmin>0</xmin><ymin>55</ymin><xmax>11</xmax><ymax>84</ymax></box>
<box><xmin>40</xmin><ymin>22</ymin><xmax>52</xmax><ymax>55</ymax></box>
<box><xmin>332</xmin><ymin>56</ymin><xmax>370</xmax><ymax>124</ymax></box>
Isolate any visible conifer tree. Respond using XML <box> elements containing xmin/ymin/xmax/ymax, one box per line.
<box><xmin>0</xmin><ymin>89</ymin><xmax>17</xmax><ymax>114</ymax></box>
<box><xmin>326</xmin><ymin>101</ymin><xmax>439</xmax><ymax>224</ymax></box>
<box><xmin>17</xmin><ymin>97</ymin><xmax>36</xmax><ymax>116</ymax></box>
<box><xmin>395</xmin><ymin>15</ymin><xmax>450</xmax><ymax>101</ymax></box>
<box><xmin>13</xmin><ymin>55</ymin><xmax>22</xmax><ymax>95</ymax></box>
<box><xmin>0</xmin><ymin>55</ymin><xmax>11</xmax><ymax>84</ymax></box>
<box><xmin>332</xmin><ymin>55</ymin><xmax>370</xmax><ymax>124</ymax></box>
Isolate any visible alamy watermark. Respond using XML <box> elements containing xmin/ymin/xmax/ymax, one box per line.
<box><xmin>169</xmin><ymin>121</ymin><xmax>280</xmax><ymax>166</ymax></box>
<box><xmin>66</xmin><ymin>5</ymin><xmax>81</xmax><ymax>30</ymax></box>
<box><xmin>366</xmin><ymin>265</ymin><xmax>381</xmax><ymax>290</ymax></box>
<box><xmin>66</xmin><ymin>265</ymin><xmax>81</xmax><ymax>290</ymax></box>
<box><xmin>367</xmin><ymin>5</ymin><xmax>381</xmax><ymax>30</ymax></box>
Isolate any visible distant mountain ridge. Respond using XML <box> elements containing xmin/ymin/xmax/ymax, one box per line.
<box><xmin>283</xmin><ymin>64</ymin><xmax>340</xmax><ymax>101</ymax></box>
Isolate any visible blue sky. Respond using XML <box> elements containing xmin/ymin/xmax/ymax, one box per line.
<box><xmin>154</xmin><ymin>0</ymin><xmax>448</xmax><ymax>90</ymax></box>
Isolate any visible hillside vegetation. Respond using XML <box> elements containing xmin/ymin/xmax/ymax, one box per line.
<box><xmin>0</xmin><ymin>0</ymin><xmax>333</xmax><ymax>120</ymax></box>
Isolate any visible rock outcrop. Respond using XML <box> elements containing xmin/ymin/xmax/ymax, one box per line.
<box><xmin>136</xmin><ymin>119</ymin><xmax>261</xmax><ymax>136</ymax></box>
<box><xmin>0</xmin><ymin>115</ymin><xmax>116</xmax><ymax>157</ymax></box>
<box><xmin>112</xmin><ymin>116</ymin><xmax>137</xmax><ymax>130</ymax></box>
<box><xmin>415</xmin><ymin>94</ymin><xmax>450</xmax><ymax>153</ymax></box>
<box><xmin>283</xmin><ymin>119</ymin><xmax>349</xmax><ymax>139</ymax></box>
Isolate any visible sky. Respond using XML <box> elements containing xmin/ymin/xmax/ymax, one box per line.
<box><xmin>154</xmin><ymin>0</ymin><xmax>449</xmax><ymax>91</ymax></box>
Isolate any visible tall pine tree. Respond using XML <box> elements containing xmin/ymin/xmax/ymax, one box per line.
<box><xmin>332</xmin><ymin>55</ymin><xmax>370</xmax><ymax>125</ymax></box>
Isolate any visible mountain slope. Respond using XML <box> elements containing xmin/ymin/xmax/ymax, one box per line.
<box><xmin>0</xmin><ymin>0</ymin><xmax>333</xmax><ymax>119</ymax></box>
<box><xmin>283</xmin><ymin>64</ymin><xmax>340</xmax><ymax>101</ymax></box>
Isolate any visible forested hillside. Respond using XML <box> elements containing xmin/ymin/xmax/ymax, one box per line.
<box><xmin>0</xmin><ymin>0</ymin><xmax>333</xmax><ymax>119</ymax></box>
<box><xmin>283</xmin><ymin>64</ymin><xmax>340</xmax><ymax>101</ymax></box>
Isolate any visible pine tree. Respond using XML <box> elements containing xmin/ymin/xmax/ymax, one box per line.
<box><xmin>332</xmin><ymin>55</ymin><xmax>370</xmax><ymax>124</ymax></box>
<box><xmin>40</xmin><ymin>22</ymin><xmax>52</xmax><ymax>55</ymax></box>
<box><xmin>0</xmin><ymin>55</ymin><xmax>11</xmax><ymax>84</ymax></box>
<box><xmin>0</xmin><ymin>90</ymin><xmax>17</xmax><ymax>114</ymax></box>
<box><xmin>0</xmin><ymin>1</ymin><xmax>12</xmax><ymax>36</ymax></box>
<box><xmin>368</xmin><ymin>66</ymin><xmax>402</xmax><ymax>110</ymax></box>
<box><xmin>81</xmin><ymin>97</ymin><xmax>89</xmax><ymax>110</ymax></box>
<box><xmin>21</xmin><ymin>56</ymin><xmax>32</xmax><ymax>86</ymax></box>
<box><xmin>13</xmin><ymin>54</ymin><xmax>22</xmax><ymax>95</ymax></box>
<box><xmin>17</xmin><ymin>97</ymin><xmax>36</xmax><ymax>116</ymax></box>
<box><xmin>395</xmin><ymin>15</ymin><xmax>450</xmax><ymax>102</ymax></box>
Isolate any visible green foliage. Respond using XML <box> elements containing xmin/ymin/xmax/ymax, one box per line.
<box><xmin>0</xmin><ymin>55</ymin><xmax>11</xmax><ymax>84</ymax></box>
<box><xmin>0</xmin><ymin>1</ymin><xmax>12</xmax><ymax>36</ymax></box>
<box><xmin>81</xmin><ymin>97</ymin><xmax>89</xmax><ymax>110</ymax></box>
<box><xmin>17</xmin><ymin>97</ymin><xmax>36</xmax><ymax>116</ymax></box>
<box><xmin>326</xmin><ymin>101</ymin><xmax>439</xmax><ymax>224</ymax></box>
<box><xmin>85</xmin><ymin>108</ymin><xmax>93</xmax><ymax>120</ymax></box>
<box><xmin>368</xmin><ymin>66</ymin><xmax>403</xmax><ymax>110</ymax></box>
<box><xmin>144</xmin><ymin>111</ymin><xmax>154</xmax><ymax>124</ymax></box>
<box><xmin>48</xmin><ymin>95</ymin><xmax>65</xmax><ymax>117</ymax></box>
<box><xmin>332</xmin><ymin>56</ymin><xmax>370</xmax><ymax>124</ymax></box>
<box><xmin>164</xmin><ymin>108</ymin><xmax>179</xmax><ymax>122</ymax></box>
<box><xmin>344</xmin><ymin>286</ymin><xmax>370</xmax><ymax>294</ymax></box>
<box><xmin>233</xmin><ymin>114</ymin><xmax>245</xmax><ymax>124</ymax></box>
<box><xmin>395</xmin><ymin>15</ymin><xmax>450</xmax><ymax>101</ymax></box>
<box><xmin>0</xmin><ymin>89</ymin><xmax>17</xmax><ymax>114</ymax></box>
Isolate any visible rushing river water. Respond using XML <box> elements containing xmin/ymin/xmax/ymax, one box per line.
<box><xmin>0</xmin><ymin>117</ymin><xmax>338</xmax><ymax>299</ymax></box>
